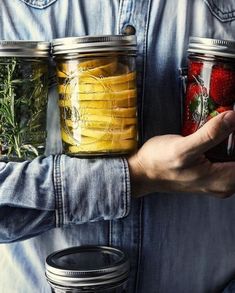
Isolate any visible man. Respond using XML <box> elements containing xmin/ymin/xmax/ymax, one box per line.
<box><xmin>1</xmin><ymin>0</ymin><xmax>235</xmax><ymax>292</ymax></box>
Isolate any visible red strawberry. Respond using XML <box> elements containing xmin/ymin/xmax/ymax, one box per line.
<box><xmin>182</xmin><ymin>82</ymin><xmax>206</xmax><ymax>136</ymax></box>
<box><xmin>188</xmin><ymin>61</ymin><xmax>203</xmax><ymax>82</ymax></box>
<box><xmin>182</xmin><ymin>120</ymin><xmax>197</xmax><ymax>136</ymax></box>
<box><xmin>185</xmin><ymin>82</ymin><xmax>206</xmax><ymax>105</ymax></box>
<box><xmin>209</xmin><ymin>66</ymin><xmax>235</xmax><ymax>106</ymax></box>
<box><xmin>182</xmin><ymin>80</ymin><xmax>217</xmax><ymax>136</ymax></box>
<box><xmin>185</xmin><ymin>82</ymin><xmax>209</xmax><ymax>115</ymax></box>
<box><xmin>207</xmin><ymin>105</ymin><xmax>233</xmax><ymax>121</ymax></box>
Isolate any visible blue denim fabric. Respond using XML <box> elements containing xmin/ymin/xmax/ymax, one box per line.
<box><xmin>223</xmin><ymin>280</ymin><xmax>235</xmax><ymax>293</ymax></box>
<box><xmin>1</xmin><ymin>0</ymin><xmax>235</xmax><ymax>292</ymax></box>
<box><xmin>0</xmin><ymin>155</ymin><xmax>130</xmax><ymax>242</ymax></box>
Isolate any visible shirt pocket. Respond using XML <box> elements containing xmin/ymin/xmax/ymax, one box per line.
<box><xmin>19</xmin><ymin>0</ymin><xmax>57</xmax><ymax>9</ymax></box>
<box><xmin>203</xmin><ymin>0</ymin><xmax>235</xmax><ymax>22</ymax></box>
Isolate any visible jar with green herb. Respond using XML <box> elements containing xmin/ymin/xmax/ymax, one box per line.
<box><xmin>0</xmin><ymin>40</ymin><xmax>50</xmax><ymax>161</ymax></box>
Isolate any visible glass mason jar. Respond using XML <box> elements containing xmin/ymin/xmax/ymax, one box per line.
<box><xmin>182</xmin><ymin>37</ymin><xmax>235</xmax><ymax>161</ymax></box>
<box><xmin>0</xmin><ymin>40</ymin><xmax>50</xmax><ymax>161</ymax></box>
<box><xmin>52</xmin><ymin>35</ymin><xmax>138</xmax><ymax>156</ymax></box>
<box><xmin>45</xmin><ymin>246</ymin><xmax>130</xmax><ymax>293</ymax></box>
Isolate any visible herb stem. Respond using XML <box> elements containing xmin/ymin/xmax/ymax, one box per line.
<box><xmin>14</xmin><ymin>135</ymin><xmax>22</xmax><ymax>158</ymax></box>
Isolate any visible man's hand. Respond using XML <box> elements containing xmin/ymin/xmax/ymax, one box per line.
<box><xmin>128</xmin><ymin>111</ymin><xmax>235</xmax><ymax>198</ymax></box>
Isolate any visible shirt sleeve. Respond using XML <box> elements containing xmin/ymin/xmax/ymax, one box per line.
<box><xmin>0</xmin><ymin>155</ymin><xmax>131</xmax><ymax>243</ymax></box>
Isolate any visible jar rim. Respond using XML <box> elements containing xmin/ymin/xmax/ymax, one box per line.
<box><xmin>45</xmin><ymin>245</ymin><xmax>130</xmax><ymax>288</ymax></box>
<box><xmin>0</xmin><ymin>40</ymin><xmax>50</xmax><ymax>57</ymax></box>
<box><xmin>52</xmin><ymin>35</ymin><xmax>137</xmax><ymax>55</ymax></box>
<box><xmin>188</xmin><ymin>37</ymin><xmax>235</xmax><ymax>59</ymax></box>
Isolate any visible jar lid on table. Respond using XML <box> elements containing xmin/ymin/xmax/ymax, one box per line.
<box><xmin>0</xmin><ymin>40</ymin><xmax>50</xmax><ymax>57</ymax></box>
<box><xmin>188</xmin><ymin>37</ymin><xmax>235</xmax><ymax>59</ymax></box>
<box><xmin>45</xmin><ymin>245</ymin><xmax>130</xmax><ymax>289</ymax></box>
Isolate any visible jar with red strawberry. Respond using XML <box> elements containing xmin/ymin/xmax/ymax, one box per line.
<box><xmin>182</xmin><ymin>37</ymin><xmax>235</xmax><ymax>161</ymax></box>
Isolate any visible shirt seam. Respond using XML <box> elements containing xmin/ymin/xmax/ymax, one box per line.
<box><xmin>203</xmin><ymin>0</ymin><xmax>235</xmax><ymax>22</ymax></box>
<box><xmin>53</xmin><ymin>154</ymin><xmax>64</xmax><ymax>227</ymax></box>
<box><xmin>122</xmin><ymin>157</ymin><xmax>131</xmax><ymax>217</ymax></box>
<box><xmin>205</xmin><ymin>0</ymin><xmax>235</xmax><ymax>14</ymax></box>
<box><xmin>19</xmin><ymin>0</ymin><xmax>57</xmax><ymax>9</ymax></box>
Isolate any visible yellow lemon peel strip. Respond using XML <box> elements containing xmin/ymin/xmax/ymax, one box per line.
<box><xmin>68</xmin><ymin>139</ymin><xmax>137</xmax><ymax>153</ymax></box>
<box><xmin>58</xmin><ymin>89</ymin><xmax>136</xmax><ymax>101</ymax></box>
<box><xmin>57</xmin><ymin>60</ymin><xmax>118</xmax><ymax>78</ymax></box>
<box><xmin>80</xmin><ymin>126</ymin><xmax>137</xmax><ymax>140</ymax></box>
<box><xmin>59</xmin><ymin>97</ymin><xmax>136</xmax><ymax>108</ymax></box>
<box><xmin>61</xmin><ymin>128</ymin><xmax>137</xmax><ymax>145</ymax></box>
<box><xmin>66</xmin><ymin>115</ymin><xmax>137</xmax><ymax>125</ymax></box>
<box><xmin>78</xmin><ymin>107</ymin><xmax>136</xmax><ymax>118</ymax></box>
<box><xmin>58</xmin><ymin>80</ymin><xmax>136</xmax><ymax>94</ymax></box>
<box><xmin>59</xmin><ymin>102</ymin><xmax>136</xmax><ymax>118</ymax></box>
<box><xmin>62</xmin><ymin>119</ymin><xmax>136</xmax><ymax>130</ymax></box>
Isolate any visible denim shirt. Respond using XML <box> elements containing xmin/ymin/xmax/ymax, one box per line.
<box><xmin>1</xmin><ymin>0</ymin><xmax>235</xmax><ymax>292</ymax></box>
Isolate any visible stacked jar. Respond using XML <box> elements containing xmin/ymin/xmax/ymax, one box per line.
<box><xmin>45</xmin><ymin>246</ymin><xmax>130</xmax><ymax>293</ymax></box>
<box><xmin>182</xmin><ymin>37</ymin><xmax>235</xmax><ymax>161</ymax></box>
<box><xmin>52</xmin><ymin>35</ymin><xmax>138</xmax><ymax>156</ymax></box>
<box><xmin>0</xmin><ymin>41</ymin><xmax>50</xmax><ymax>161</ymax></box>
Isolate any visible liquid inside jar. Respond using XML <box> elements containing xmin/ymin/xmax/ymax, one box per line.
<box><xmin>56</xmin><ymin>55</ymin><xmax>138</xmax><ymax>156</ymax></box>
<box><xmin>182</xmin><ymin>56</ymin><xmax>235</xmax><ymax>161</ymax></box>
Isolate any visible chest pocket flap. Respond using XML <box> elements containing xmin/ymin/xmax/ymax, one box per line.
<box><xmin>204</xmin><ymin>0</ymin><xmax>235</xmax><ymax>22</ymax></box>
<box><xmin>19</xmin><ymin>0</ymin><xmax>57</xmax><ymax>9</ymax></box>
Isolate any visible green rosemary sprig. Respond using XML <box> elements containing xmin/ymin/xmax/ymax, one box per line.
<box><xmin>0</xmin><ymin>57</ymin><xmax>48</xmax><ymax>160</ymax></box>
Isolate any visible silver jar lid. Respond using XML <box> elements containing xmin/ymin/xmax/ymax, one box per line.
<box><xmin>52</xmin><ymin>35</ymin><xmax>137</xmax><ymax>55</ymax></box>
<box><xmin>45</xmin><ymin>246</ymin><xmax>130</xmax><ymax>289</ymax></box>
<box><xmin>0</xmin><ymin>40</ymin><xmax>50</xmax><ymax>57</ymax></box>
<box><xmin>188</xmin><ymin>37</ymin><xmax>235</xmax><ymax>59</ymax></box>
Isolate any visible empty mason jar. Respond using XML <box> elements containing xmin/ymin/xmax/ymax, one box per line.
<box><xmin>0</xmin><ymin>40</ymin><xmax>50</xmax><ymax>161</ymax></box>
<box><xmin>45</xmin><ymin>246</ymin><xmax>130</xmax><ymax>293</ymax></box>
<box><xmin>52</xmin><ymin>35</ymin><xmax>138</xmax><ymax>156</ymax></box>
<box><xmin>182</xmin><ymin>37</ymin><xmax>235</xmax><ymax>161</ymax></box>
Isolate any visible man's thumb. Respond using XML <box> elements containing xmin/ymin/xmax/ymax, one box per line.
<box><xmin>183</xmin><ymin>111</ymin><xmax>235</xmax><ymax>156</ymax></box>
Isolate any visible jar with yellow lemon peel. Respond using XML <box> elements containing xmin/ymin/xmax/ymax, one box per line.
<box><xmin>52</xmin><ymin>35</ymin><xmax>138</xmax><ymax>156</ymax></box>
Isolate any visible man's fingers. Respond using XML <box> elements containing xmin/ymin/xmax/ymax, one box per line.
<box><xmin>202</xmin><ymin>161</ymin><xmax>235</xmax><ymax>197</ymax></box>
<box><xmin>183</xmin><ymin>111</ymin><xmax>235</xmax><ymax>157</ymax></box>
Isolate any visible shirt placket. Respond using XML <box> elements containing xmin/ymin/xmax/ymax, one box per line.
<box><xmin>109</xmin><ymin>0</ymin><xmax>152</xmax><ymax>292</ymax></box>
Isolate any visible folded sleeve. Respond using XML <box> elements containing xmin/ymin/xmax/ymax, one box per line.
<box><xmin>0</xmin><ymin>155</ymin><xmax>131</xmax><ymax>243</ymax></box>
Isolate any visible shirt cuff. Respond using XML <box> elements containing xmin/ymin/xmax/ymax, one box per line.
<box><xmin>53</xmin><ymin>155</ymin><xmax>131</xmax><ymax>227</ymax></box>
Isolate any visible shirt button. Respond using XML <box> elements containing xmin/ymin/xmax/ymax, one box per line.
<box><xmin>123</xmin><ymin>25</ymin><xmax>136</xmax><ymax>35</ymax></box>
